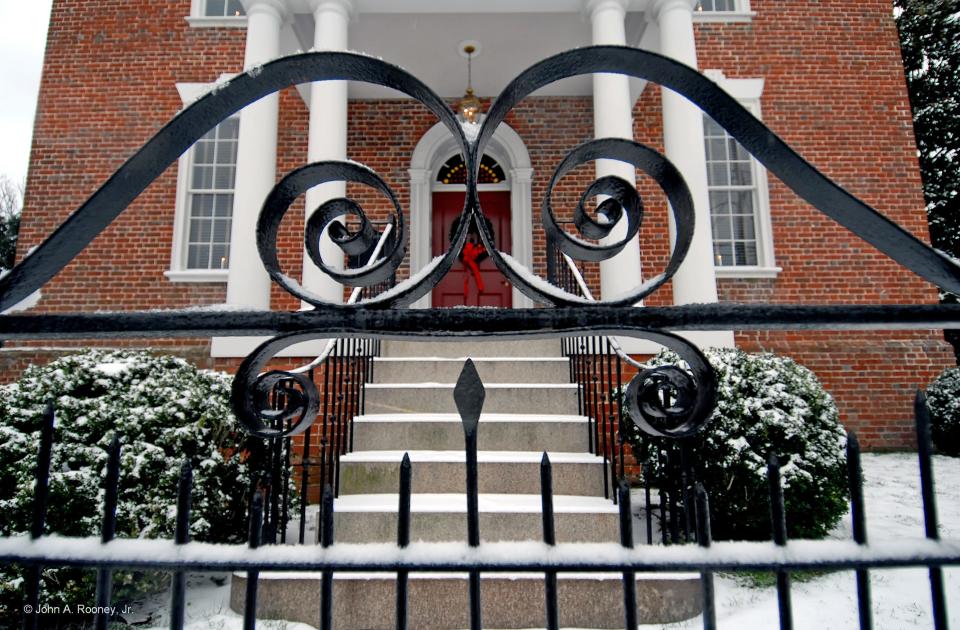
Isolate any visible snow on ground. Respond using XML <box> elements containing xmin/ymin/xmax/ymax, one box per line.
<box><xmin>640</xmin><ymin>452</ymin><xmax>960</xmax><ymax>630</ymax></box>
<box><xmin>137</xmin><ymin>453</ymin><xmax>957</xmax><ymax>629</ymax></box>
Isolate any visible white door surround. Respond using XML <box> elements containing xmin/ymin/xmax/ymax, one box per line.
<box><xmin>409</xmin><ymin>121</ymin><xmax>534</xmax><ymax>308</ymax></box>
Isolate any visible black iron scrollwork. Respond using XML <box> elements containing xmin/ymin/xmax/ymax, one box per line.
<box><xmin>4</xmin><ymin>46</ymin><xmax>959</xmax><ymax>439</ymax></box>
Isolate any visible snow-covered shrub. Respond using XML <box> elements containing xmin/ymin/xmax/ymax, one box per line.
<box><xmin>926</xmin><ymin>367</ymin><xmax>960</xmax><ymax>456</ymax></box>
<box><xmin>0</xmin><ymin>350</ymin><xmax>252</xmax><ymax>622</ymax></box>
<box><xmin>624</xmin><ymin>348</ymin><xmax>848</xmax><ymax>541</ymax></box>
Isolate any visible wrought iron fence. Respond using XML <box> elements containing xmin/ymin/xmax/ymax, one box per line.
<box><xmin>0</xmin><ymin>45</ymin><xmax>958</xmax><ymax>630</ymax></box>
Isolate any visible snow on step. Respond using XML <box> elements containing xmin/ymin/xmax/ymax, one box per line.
<box><xmin>335</xmin><ymin>492</ymin><xmax>617</xmax><ymax>513</ymax></box>
<box><xmin>332</xmin><ymin>493</ymin><xmax>620</xmax><ymax>543</ymax></box>
<box><xmin>352</xmin><ymin>413</ymin><xmax>589</xmax><ymax>452</ymax></box>
<box><xmin>380</xmin><ymin>338</ymin><xmax>561</xmax><ymax>358</ymax></box>
<box><xmin>363</xmin><ymin>382</ymin><xmax>579</xmax><ymax>415</ymax></box>
<box><xmin>232</xmin><ymin>571</ymin><xmax>702</xmax><ymax>629</ymax></box>
<box><xmin>372</xmin><ymin>356</ymin><xmax>570</xmax><ymax>383</ymax></box>
<box><xmin>338</xmin><ymin>450</ymin><xmax>607</xmax><ymax>496</ymax></box>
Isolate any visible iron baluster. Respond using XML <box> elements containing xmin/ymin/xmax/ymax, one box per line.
<box><xmin>540</xmin><ymin>452</ymin><xmax>559</xmax><ymax>630</ymax></box>
<box><xmin>695</xmin><ymin>484</ymin><xmax>717</xmax><ymax>630</ymax></box>
<box><xmin>169</xmin><ymin>460</ymin><xmax>193</xmax><ymax>630</ymax></box>
<box><xmin>243</xmin><ymin>493</ymin><xmax>262</xmax><ymax>630</ymax></box>
<box><xmin>454</xmin><ymin>360</ymin><xmax>485</xmax><ymax>630</ymax></box>
<box><xmin>846</xmin><ymin>432</ymin><xmax>872</xmax><ymax>630</ymax></box>
<box><xmin>396</xmin><ymin>454</ymin><xmax>411</xmax><ymax>630</ymax></box>
<box><xmin>618</xmin><ymin>481</ymin><xmax>638</xmax><ymax>630</ymax></box>
<box><xmin>23</xmin><ymin>402</ymin><xmax>54</xmax><ymax>630</ymax></box>
<box><xmin>320</xmin><ymin>485</ymin><xmax>335</xmax><ymax>630</ymax></box>
<box><xmin>94</xmin><ymin>434</ymin><xmax>121</xmax><ymax>630</ymax></box>
<box><xmin>768</xmin><ymin>454</ymin><xmax>793</xmax><ymax>630</ymax></box>
<box><xmin>915</xmin><ymin>391</ymin><xmax>949</xmax><ymax>630</ymax></box>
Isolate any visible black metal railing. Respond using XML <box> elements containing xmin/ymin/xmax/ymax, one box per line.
<box><xmin>10</xmin><ymin>365</ymin><xmax>957</xmax><ymax>630</ymax></box>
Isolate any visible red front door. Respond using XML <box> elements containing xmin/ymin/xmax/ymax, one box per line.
<box><xmin>431</xmin><ymin>191</ymin><xmax>512</xmax><ymax>308</ymax></box>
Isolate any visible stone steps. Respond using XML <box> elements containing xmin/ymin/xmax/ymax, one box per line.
<box><xmin>380</xmin><ymin>338</ymin><xmax>561</xmax><ymax>358</ymax></box>
<box><xmin>352</xmin><ymin>413</ymin><xmax>589</xmax><ymax>452</ymax></box>
<box><xmin>372</xmin><ymin>356</ymin><xmax>570</xmax><ymax>383</ymax></box>
<box><xmin>232</xmin><ymin>571</ymin><xmax>702</xmax><ymax>629</ymax></box>
<box><xmin>331</xmin><ymin>493</ymin><xmax>619</xmax><ymax>543</ymax></box>
<box><xmin>338</xmin><ymin>450</ymin><xmax>606</xmax><ymax>496</ymax></box>
<box><xmin>363</xmin><ymin>382</ymin><xmax>579</xmax><ymax>415</ymax></box>
<box><xmin>232</xmin><ymin>339</ymin><xmax>701</xmax><ymax>627</ymax></box>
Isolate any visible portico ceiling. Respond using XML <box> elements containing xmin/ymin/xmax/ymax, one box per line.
<box><xmin>282</xmin><ymin>6</ymin><xmax>651</xmax><ymax>101</ymax></box>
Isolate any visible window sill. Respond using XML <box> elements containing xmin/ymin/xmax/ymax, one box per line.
<box><xmin>715</xmin><ymin>265</ymin><xmax>781</xmax><ymax>279</ymax></box>
<box><xmin>693</xmin><ymin>11</ymin><xmax>755</xmax><ymax>23</ymax></box>
<box><xmin>165</xmin><ymin>269</ymin><xmax>229</xmax><ymax>283</ymax></box>
<box><xmin>185</xmin><ymin>15</ymin><xmax>248</xmax><ymax>28</ymax></box>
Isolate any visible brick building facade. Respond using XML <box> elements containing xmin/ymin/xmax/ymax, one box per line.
<box><xmin>6</xmin><ymin>0</ymin><xmax>952</xmax><ymax>449</ymax></box>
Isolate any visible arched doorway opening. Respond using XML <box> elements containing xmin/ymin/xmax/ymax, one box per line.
<box><xmin>431</xmin><ymin>153</ymin><xmax>512</xmax><ymax>307</ymax></box>
<box><xmin>408</xmin><ymin>121</ymin><xmax>533</xmax><ymax>308</ymax></box>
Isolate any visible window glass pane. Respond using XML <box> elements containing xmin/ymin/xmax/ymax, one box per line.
<box><xmin>732</xmin><ymin>214</ymin><xmax>755</xmax><ymax>240</ymax></box>
<box><xmin>703</xmin><ymin>113</ymin><xmax>760</xmax><ymax>266</ymax></box>
<box><xmin>225</xmin><ymin>0</ymin><xmax>245</xmax><ymax>16</ymax></box>
<box><xmin>712</xmin><ymin>216</ymin><xmax>732</xmax><ymax>240</ymax></box>
<box><xmin>192</xmin><ymin>166</ymin><xmax>213</xmax><ymax>190</ymax></box>
<box><xmin>205</xmin><ymin>0</ymin><xmax>226</xmax><ymax>16</ymax></box>
<box><xmin>730</xmin><ymin>161</ymin><xmax>753</xmax><ymax>186</ymax></box>
<box><xmin>714</xmin><ymin>242</ymin><xmax>733</xmax><ymax>267</ymax></box>
<box><xmin>185</xmin><ymin>119</ymin><xmax>238</xmax><ymax>269</ymax></box>
<box><xmin>709</xmin><ymin>163</ymin><xmax>729</xmax><ymax>186</ymax></box>
<box><xmin>214</xmin><ymin>194</ymin><xmax>233</xmax><ymax>217</ymax></box>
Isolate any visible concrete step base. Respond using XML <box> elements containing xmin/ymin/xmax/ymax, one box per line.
<box><xmin>339</xmin><ymin>450</ymin><xmax>608</xmax><ymax>496</ymax></box>
<box><xmin>381</xmin><ymin>338</ymin><xmax>561</xmax><ymax>358</ymax></box>
<box><xmin>363</xmin><ymin>383</ymin><xmax>579</xmax><ymax>415</ymax></box>
<box><xmin>332</xmin><ymin>493</ymin><xmax>619</xmax><ymax>543</ymax></box>
<box><xmin>372</xmin><ymin>357</ymin><xmax>570</xmax><ymax>383</ymax></box>
<box><xmin>231</xmin><ymin>571</ymin><xmax>702</xmax><ymax>629</ymax></box>
<box><xmin>352</xmin><ymin>413</ymin><xmax>589</xmax><ymax>452</ymax></box>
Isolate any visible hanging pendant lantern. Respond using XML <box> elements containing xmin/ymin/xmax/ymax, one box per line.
<box><xmin>456</xmin><ymin>43</ymin><xmax>483</xmax><ymax>125</ymax></box>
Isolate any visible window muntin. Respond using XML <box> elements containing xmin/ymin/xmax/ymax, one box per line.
<box><xmin>203</xmin><ymin>0</ymin><xmax>245</xmax><ymax>17</ymax></box>
<box><xmin>185</xmin><ymin>118</ymin><xmax>238</xmax><ymax>270</ymax></box>
<box><xmin>704</xmin><ymin>115</ymin><xmax>760</xmax><ymax>267</ymax></box>
<box><xmin>437</xmin><ymin>154</ymin><xmax>506</xmax><ymax>185</ymax></box>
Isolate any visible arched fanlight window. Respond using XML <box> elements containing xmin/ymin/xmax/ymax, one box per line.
<box><xmin>437</xmin><ymin>154</ymin><xmax>506</xmax><ymax>185</ymax></box>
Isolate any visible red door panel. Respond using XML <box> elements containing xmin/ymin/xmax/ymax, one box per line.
<box><xmin>431</xmin><ymin>191</ymin><xmax>512</xmax><ymax>308</ymax></box>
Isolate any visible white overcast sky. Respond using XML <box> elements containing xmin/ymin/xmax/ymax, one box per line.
<box><xmin>0</xmin><ymin>0</ymin><xmax>53</xmax><ymax>185</ymax></box>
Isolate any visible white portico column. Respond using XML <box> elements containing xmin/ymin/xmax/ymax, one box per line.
<box><xmin>585</xmin><ymin>0</ymin><xmax>643</xmax><ymax>302</ymax></box>
<box><xmin>226</xmin><ymin>0</ymin><xmax>288</xmax><ymax>309</ymax></box>
<box><xmin>302</xmin><ymin>0</ymin><xmax>354</xmax><ymax>305</ymax></box>
<box><xmin>652</xmin><ymin>0</ymin><xmax>721</xmax><ymax>307</ymax></box>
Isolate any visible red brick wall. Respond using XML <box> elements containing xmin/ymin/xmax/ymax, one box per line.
<box><xmin>6</xmin><ymin>0</ymin><xmax>953</xmax><ymax>449</ymax></box>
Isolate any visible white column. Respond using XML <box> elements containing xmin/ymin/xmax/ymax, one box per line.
<box><xmin>510</xmin><ymin>167</ymin><xmax>534</xmax><ymax>308</ymax></box>
<box><xmin>653</xmin><ymin>0</ymin><xmax>720</xmax><ymax>305</ymax></box>
<box><xmin>585</xmin><ymin>0</ymin><xmax>643</xmax><ymax>302</ymax></box>
<box><xmin>302</xmin><ymin>0</ymin><xmax>354</xmax><ymax>305</ymax></box>
<box><xmin>652</xmin><ymin>0</ymin><xmax>733</xmax><ymax>347</ymax></box>
<box><xmin>226</xmin><ymin>0</ymin><xmax>288</xmax><ymax>309</ymax></box>
<box><xmin>408</xmin><ymin>168</ymin><xmax>432</xmax><ymax>309</ymax></box>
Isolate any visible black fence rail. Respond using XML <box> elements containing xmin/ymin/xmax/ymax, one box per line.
<box><xmin>8</xmin><ymin>363</ymin><xmax>958</xmax><ymax>630</ymax></box>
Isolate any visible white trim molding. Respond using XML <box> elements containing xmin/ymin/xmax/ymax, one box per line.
<box><xmin>703</xmin><ymin>69</ymin><xmax>779</xmax><ymax>279</ymax></box>
<box><xmin>409</xmin><ymin>120</ymin><xmax>534</xmax><ymax>309</ymax></box>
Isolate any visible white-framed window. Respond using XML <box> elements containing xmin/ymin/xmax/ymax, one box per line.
<box><xmin>693</xmin><ymin>0</ymin><xmax>754</xmax><ymax>22</ymax></box>
<box><xmin>166</xmin><ymin>79</ymin><xmax>238</xmax><ymax>283</ymax></box>
<box><xmin>187</xmin><ymin>0</ymin><xmax>247</xmax><ymax>28</ymax></box>
<box><xmin>702</xmin><ymin>71</ymin><xmax>779</xmax><ymax>278</ymax></box>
